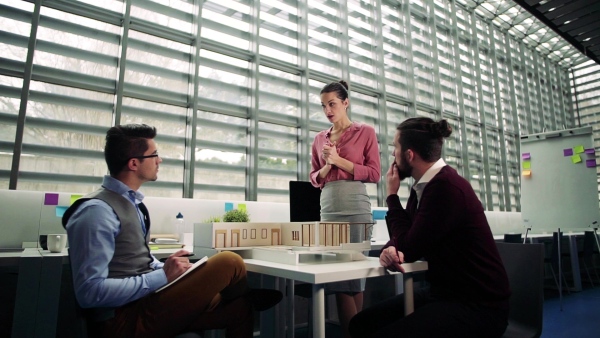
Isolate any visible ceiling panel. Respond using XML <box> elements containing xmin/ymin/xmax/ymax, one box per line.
<box><xmin>514</xmin><ymin>0</ymin><xmax>600</xmax><ymax>66</ymax></box>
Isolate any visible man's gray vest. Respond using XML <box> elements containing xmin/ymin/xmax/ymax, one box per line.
<box><xmin>62</xmin><ymin>188</ymin><xmax>153</xmax><ymax>278</ymax></box>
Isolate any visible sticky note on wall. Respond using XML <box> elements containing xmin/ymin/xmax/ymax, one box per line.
<box><xmin>373</xmin><ymin>210</ymin><xmax>387</xmax><ymax>220</ymax></box>
<box><xmin>55</xmin><ymin>206</ymin><xmax>68</xmax><ymax>217</ymax></box>
<box><xmin>587</xmin><ymin>159</ymin><xmax>597</xmax><ymax>168</ymax></box>
<box><xmin>70</xmin><ymin>194</ymin><xmax>83</xmax><ymax>205</ymax></box>
<box><xmin>571</xmin><ymin>155</ymin><xmax>582</xmax><ymax>164</ymax></box>
<box><xmin>522</xmin><ymin>170</ymin><xmax>532</xmax><ymax>177</ymax></box>
<box><xmin>563</xmin><ymin>148</ymin><xmax>573</xmax><ymax>156</ymax></box>
<box><xmin>44</xmin><ymin>193</ymin><xmax>59</xmax><ymax>205</ymax></box>
<box><xmin>522</xmin><ymin>153</ymin><xmax>531</xmax><ymax>160</ymax></box>
<box><xmin>522</xmin><ymin>161</ymin><xmax>531</xmax><ymax>169</ymax></box>
<box><xmin>574</xmin><ymin>145</ymin><xmax>585</xmax><ymax>154</ymax></box>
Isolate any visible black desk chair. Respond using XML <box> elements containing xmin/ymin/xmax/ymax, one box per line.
<box><xmin>503</xmin><ymin>233</ymin><xmax>523</xmax><ymax>244</ymax></box>
<box><xmin>577</xmin><ymin>231</ymin><xmax>600</xmax><ymax>286</ymax></box>
<box><xmin>496</xmin><ymin>242</ymin><xmax>545</xmax><ymax>338</ymax></box>
<box><xmin>543</xmin><ymin>232</ymin><xmax>571</xmax><ymax>294</ymax></box>
<box><xmin>66</xmin><ymin>249</ymin><xmax>203</xmax><ymax>338</ymax></box>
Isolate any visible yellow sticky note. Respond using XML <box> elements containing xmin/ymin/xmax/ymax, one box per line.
<box><xmin>522</xmin><ymin>170</ymin><xmax>531</xmax><ymax>176</ymax></box>
<box><xmin>571</xmin><ymin>154</ymin><xmax>582</xmax><ymax>164</ymax></box>
<box><xmin>573</xmin><ymin>145</ymin><xmax>584</xmax><ymax>154</ymax></box>
<box><xmin>238</xmin><ymin>204</ymin><xmax>246</xmax><ymax>211</ymax></box>
<box><xmin>522</xmin><ymin>161</ymin><xmax>531</xmax><ymax>169</ymax></box>
<box><xmin>70</xmin><ymin>194</ymin><xmax>83</xmax><ymax>205</ymax></box>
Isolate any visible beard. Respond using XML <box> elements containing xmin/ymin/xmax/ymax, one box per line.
<box><xmin>396</xmin><ymin>154</ymin><xmax>413</xmax><ymax>180</ymax></box>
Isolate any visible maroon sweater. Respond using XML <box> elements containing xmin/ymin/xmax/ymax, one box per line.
<box><xmin>383</xmin><ymin>166</ymin><xmax>510</xmax><ymax>308</ymax></box>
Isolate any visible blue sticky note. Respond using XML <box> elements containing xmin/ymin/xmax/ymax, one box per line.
<box><xmin>224</xmin><ymin>202</ymin><xmax>233</xmax><ymax>212</ymax></box>
<box><xmin>55</xmin><ymin>206</ymin><xmax>68</xmax><ymax>217</ymax></box>
<box><xmin>372</xmin><ymin>210</ymin><xmax>387</xmax><ymax>220</ymax></box>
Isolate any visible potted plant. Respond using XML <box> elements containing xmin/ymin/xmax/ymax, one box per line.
<box><xmin>222</xmin><ymin>209</ymin><xmax>250</xmax><ymax>222</ymax></box>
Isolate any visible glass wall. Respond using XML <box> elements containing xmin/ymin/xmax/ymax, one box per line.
<box><xmin>0</xmin><ymin>0</ymin><xmax>576</xmax><ymax>210</ymax></box>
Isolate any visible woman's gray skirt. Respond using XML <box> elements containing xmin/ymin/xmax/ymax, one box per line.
<box><xmin>321</xmin><ymin>180</ymin><xmax>373</xmax><ymax>293</ymax></box>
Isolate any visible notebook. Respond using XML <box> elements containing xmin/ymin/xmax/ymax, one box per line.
<box><xmin>155</xmin><ymin>255</ymin><xmax>208</xmax><ymax>293</ymax></box>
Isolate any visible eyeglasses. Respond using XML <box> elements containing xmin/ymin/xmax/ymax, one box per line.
<box><xmin>129</xmin><ymin>153</ymin><xmax>159</xmax><ymax>161</ymax></box>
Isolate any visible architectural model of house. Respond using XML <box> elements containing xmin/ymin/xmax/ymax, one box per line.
<box><xmin>193</xmin><ymin>221</ymin><xmax>373</xmax><ymax>265</ymax></box>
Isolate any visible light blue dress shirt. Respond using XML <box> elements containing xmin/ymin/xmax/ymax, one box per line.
<box><xmin>66</xmin><ymin>175</ymin><xmax>167</xmax><ymax>308</ymax></box>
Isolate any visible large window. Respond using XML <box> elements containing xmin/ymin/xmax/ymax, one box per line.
<box><xmin>0</xmin><ymin>0</ymin><xmax>578</xmax><ymax>210</ymax></box>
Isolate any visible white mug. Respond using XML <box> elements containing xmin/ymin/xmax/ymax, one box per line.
<box><xmin>47</xmin><ymin>234</ymin><xmax>67</xmax><ymax>253</ymax></box>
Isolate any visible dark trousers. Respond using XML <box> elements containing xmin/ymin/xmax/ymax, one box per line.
<box><xmin>89</xmin><ymin>251</ymin><xmax>253</xmax><ymax>338</ymax></box>
<box><xmin>349</xmin><ymin>287</ymin><xmax>508</xmax><ymax>338</ymax></box>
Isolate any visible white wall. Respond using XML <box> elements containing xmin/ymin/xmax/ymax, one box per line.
<box><xmin>0</xmin><ymin>189</ymin><xmax>290</xmax><ymax>248</ymax></box>
<box><xmin>484</xmin><ymin>211</ymin><xmax>524</xmax><ymax>236</ymax></box>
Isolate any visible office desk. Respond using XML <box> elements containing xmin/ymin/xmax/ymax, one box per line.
<box><xmin>0</xmin><ymin>248</ymin><xmax>45</xmax><ymax>338</ymax></box>
<box><xmin>244</xmin><ymin>257</ymin><xmax>428</xmax><ymax>338</ymax></box>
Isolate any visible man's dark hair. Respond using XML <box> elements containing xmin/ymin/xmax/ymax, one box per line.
<box><xmin>320</xmin><ymin>80</ymin><xmax>350</xmax><ymax>101</ymax></box>
<box><xmin>104</xmin><ymin>124</ymin><xmax>157</xmax><ymax>176</ymax></box>
<box><xmin>397</xmin><ymin>117</ymin><xmax>452</xmax><ymax>162</ymax></box>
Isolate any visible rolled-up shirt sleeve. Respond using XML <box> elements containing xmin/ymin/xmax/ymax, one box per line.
<box><xmin>66</xmin><ymin>200</ymin><xmax>168</xmax><ymax>308</ymax></box>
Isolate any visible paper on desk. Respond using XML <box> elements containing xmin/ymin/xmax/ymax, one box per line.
<box><xmin>155</xmin><ymin>256</ymin><xmax>208</xmax><ymax>293</ymax></box>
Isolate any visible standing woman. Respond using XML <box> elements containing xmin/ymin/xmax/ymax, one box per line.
<box><xmin>310</xmin><ymin>80</ymin><xmax>381</xmax><ymax>338</ymax></box>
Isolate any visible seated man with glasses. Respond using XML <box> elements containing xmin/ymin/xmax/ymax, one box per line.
<box><xmin>63</xmin><ymin>124</ymin><xmax>281</xmax><ymax>338</ymax></box>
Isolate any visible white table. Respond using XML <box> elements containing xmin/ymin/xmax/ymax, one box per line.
<box><xmin>244</xmin><ymin>257</ymin><xmax>428</xmax><ymax>338</ymax></box>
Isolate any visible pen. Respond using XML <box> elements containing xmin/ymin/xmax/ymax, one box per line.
<box><xmin>181</xmin><ymin>253</ymin><xmax>194</xmax><ymax>257</ymax></box>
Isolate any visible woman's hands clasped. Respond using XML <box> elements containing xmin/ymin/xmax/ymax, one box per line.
<box><xmin>322</xmin><ymin>142</ymin><xmax>340</xmax><ymax>165</ymax></box>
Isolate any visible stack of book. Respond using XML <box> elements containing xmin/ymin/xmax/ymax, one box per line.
<box><xmin>149</xmin><ymin>234</ymin><xmax>184</xmax><ymax>249</ymax></box>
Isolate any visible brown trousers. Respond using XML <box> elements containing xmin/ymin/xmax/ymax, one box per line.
<box><xmin>89</xmin><ymin>251</ymin><xmax>253</xmax><ymax>338</ymax></box>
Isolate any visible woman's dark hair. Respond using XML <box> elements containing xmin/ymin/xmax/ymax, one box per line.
<box><xmin>320</xmin><ymin>80</ymin><xmax>349</xmax><ymax>101</ymax></box>
<box><xmin>104</xmin><ymin>124</ymin><xmax>157</xmax><ymax>176</ymax></box>
<box><xmin>397</xmin><ymin>117</ymin><xmax>452</xmax><ymax>162</ymax></box>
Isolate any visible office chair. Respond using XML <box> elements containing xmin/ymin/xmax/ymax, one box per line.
<box><xmin>66</xmin><ymin>249</ymin><xmax>204</xmax><ymax>338</ymax></box>
<box><xmin>577</xmin><ymin>231</ymin><xmax>600</xmax><ymax>286</ymax></box>
<box><xmin>496</xmin><ymin>242</ymin><xmax>544</xmax><ymax>338</ymax></box>
<box><xmin>543</xmin><ymin>232</ymin><xmax>570</xmax><ymax>294</ymax></box>
<box><xmin>503</xmin><ymin>233</ymin><xmax>523</xmax><ymax>244</ymax></box>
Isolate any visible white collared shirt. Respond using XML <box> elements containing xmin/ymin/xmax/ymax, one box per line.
<box><xmin>412</xmin><ymin>158</ymin><xmax>447</xmax><ymax>208</ymax></box>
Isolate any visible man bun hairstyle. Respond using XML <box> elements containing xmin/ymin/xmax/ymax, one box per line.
<box><xmin>104</xmin><ymin>124</ymin><xmax>157</xmax><ymax>176</ymax></box>
<box><xmin>320</xmin><ymin>80</ymin><xmax>349</xmax><ymax>101</ymax></box>
<box><xmin>397</xmin><ymin>117</ymin><xmax>452</xmax><ymax>162</ymax></box>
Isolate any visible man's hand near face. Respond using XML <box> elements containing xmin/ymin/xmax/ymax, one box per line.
<box><xmin>386</xmin><ymin>163</ymin><xmax>401</xmax><ymax>196</ymax></box>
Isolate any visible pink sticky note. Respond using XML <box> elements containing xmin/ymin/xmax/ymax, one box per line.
<box><xmin>522</xmin><ymin>153</ymin><xmax>531</xmax><ymax>160</ymax></box>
